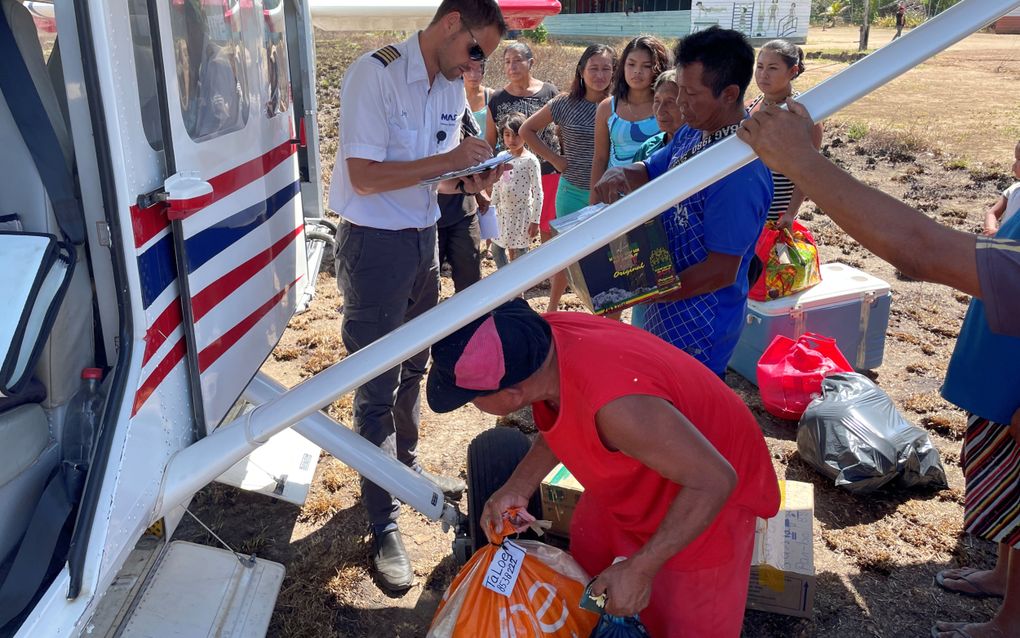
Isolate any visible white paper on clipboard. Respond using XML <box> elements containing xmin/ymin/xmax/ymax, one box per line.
<box><xmin>421</xmin><ymin>151</ymin><xmax>514</xmax><ymax>185</ymax></box>
<box><xmin>478</xmin><ymin>207</ymin><xmax>500</xmax><ymax>240</ymax></box>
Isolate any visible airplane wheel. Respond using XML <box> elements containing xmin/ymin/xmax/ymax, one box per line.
<box><xmin>305</xmin><ymin>229</ymin><xmax>336</xmax><ymax>245</ymax></box>
<box><xmin>465</xmin><ymin>427</ymin><xmax>541</xmax><ymax>555</ymax></box>
<box><xmin>307</xmin><ymin>217</ymin><xmax>338</xmax><ymax>234</ymax></box>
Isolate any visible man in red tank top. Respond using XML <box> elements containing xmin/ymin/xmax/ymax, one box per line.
<box><xmin>427</xmin><ymin>299</ymin><xmax>780</xmax><ymax>637</ymax></box>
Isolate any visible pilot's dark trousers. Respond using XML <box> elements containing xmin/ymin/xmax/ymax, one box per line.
<box><xmin>335</xmin><ymin>220</ymin><xmax>440</xmax><ymax>532</ymax></box>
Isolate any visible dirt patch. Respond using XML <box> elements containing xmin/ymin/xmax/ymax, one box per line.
<box><xmin>174</xmin><ymin>28</ymin><xmax>1016</xmax><ymax>638</ymax></box>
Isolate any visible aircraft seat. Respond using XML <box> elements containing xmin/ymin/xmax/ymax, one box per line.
<box><xmin>0</xmin><ymin>0</ymin><xmax>94</xmax><ymax>565</ymax></box>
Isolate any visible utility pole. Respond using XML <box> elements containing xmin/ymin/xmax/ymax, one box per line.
<box><xmin>860</xmin><ymin>0</ymin><xmax>872</xmax><ymax>50</ymax></box>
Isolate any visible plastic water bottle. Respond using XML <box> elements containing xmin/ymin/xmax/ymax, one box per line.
<box><xmin>62</xmin><ymin>367</ymin><xmax>105</xmax><ymax>500</ymax></box>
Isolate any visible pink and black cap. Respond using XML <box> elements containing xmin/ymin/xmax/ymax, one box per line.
<box><xmin>427</xmin><ymin>298</ymin><xmax>551</xmax><ymax>414</ymax></box>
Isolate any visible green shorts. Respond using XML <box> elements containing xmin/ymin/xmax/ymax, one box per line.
<box><xmin>555</xmin><ymin>178</ymin><xmax>590</xmax><ymax>219</ymax></box>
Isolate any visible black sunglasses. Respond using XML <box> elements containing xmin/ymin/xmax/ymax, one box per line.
<box><xmin>465</xmin><ymin>25</ymin><xmax>485</xmax><ymax>62</ymax></box>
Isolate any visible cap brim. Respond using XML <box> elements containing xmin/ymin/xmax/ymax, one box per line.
<box><xmin>426</xmin><ymin>366</ymin><xmax>482</xmax><ymax>414</ymax></box>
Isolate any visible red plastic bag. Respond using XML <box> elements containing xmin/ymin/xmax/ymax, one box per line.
<box><xmin>428</xmin><ymin>508</ymin><xmax>599</xmax><ymax>637</ymax></box>
<box><xmin>757</xmin><ymin>332</ymin><xmax>853</xmax><ymax>420</ymax></box>
<box><xmin>749</xmin><ymin>221</ymin><xmax>822</xmax><ymax>302</ymax></box>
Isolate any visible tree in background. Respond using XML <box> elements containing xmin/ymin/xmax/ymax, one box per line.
<box><xmin>811</xmin><ymin>0</ymin><xmax>962</xmax><ymax>50</ymax></box>
<box><xmin>813</xmin><ymin>0</ymin><xmax>850</xmax><ymax>29</ymax></box>
<box><xmin>521</xmin><ymin>23</ymin><xmax>549</xmax><ymax>44</ymax></box>
<box><xmin>923</xmin><ymin>0</ymin><xmax>963</xmax><ymax>17</ymax></box>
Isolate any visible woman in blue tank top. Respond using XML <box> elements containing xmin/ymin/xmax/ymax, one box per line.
<box><xmin>591</xmin><ymin>36</ymin><xmax>672</xmax><ymax>203</ymax></box>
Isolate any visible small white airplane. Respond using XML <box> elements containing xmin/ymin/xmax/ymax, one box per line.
<box><xmin>0</xmin><ymin>0</ymin><xmax>1012</xmax><ymax>636</ymax></box>
<box><xmin>0</xmin><ymin>1</ymin><xmax>559</xmax><ymax>636</ymax></box>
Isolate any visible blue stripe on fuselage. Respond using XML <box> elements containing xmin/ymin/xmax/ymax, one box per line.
<box><xmin>135</xmin><ymin>180</ymin><xmax>300</xmax><ymax>309</ymax></box>
<box><xmin>137</xmin><ymin>234</ymin><xmax>176</xmax><ymax>309</ymax></box>
<box><xmin>185</xmin><ymin>181</ymin><xmax>300</xmax><ymax>274</ymax></box>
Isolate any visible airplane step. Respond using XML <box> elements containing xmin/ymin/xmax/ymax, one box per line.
<box><xmin>215</xmin><ymin>421</ymin><xmax>321</xmax><ymax>506</ymax></box>
<box><xmin>117</xmin><ymin>541</ymin><xmax>284</xmax><ymax>638</ymax></box>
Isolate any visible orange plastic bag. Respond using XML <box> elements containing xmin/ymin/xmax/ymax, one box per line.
<box><xmin>757</xmin><ymin>332</ymin><xmax>854</xmax><ymax>420</ymax></box>
<box><xmin>749</xmin><ymin>221</ymin><xmax>822</xmax><ymax>301</ymax></box>
<box><xmin>428</xmin><ymin>509</ymin><xmax>599</xmax><ymax>638</ymax></box>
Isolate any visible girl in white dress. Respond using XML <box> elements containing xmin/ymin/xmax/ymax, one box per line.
<box><xmin>491</xmin><ymin>112</ymin><xmax>543</xmax><ymax>268</ymax></box>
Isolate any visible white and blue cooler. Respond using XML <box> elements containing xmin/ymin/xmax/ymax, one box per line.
<box><xmin>729</xmin><ymin>263</ymin><xmax>892</xmax><ymax>384</ymax></box>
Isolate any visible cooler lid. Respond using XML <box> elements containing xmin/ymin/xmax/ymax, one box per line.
<box><xmin>747</xmin><ymin>263</ymin><xmax>891</xmax><ymax>316</ymax></box>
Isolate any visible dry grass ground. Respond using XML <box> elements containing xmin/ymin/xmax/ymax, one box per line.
<box><xmin>794</xmin><ymin>27</ymin><xmax>1020</xmax><ymax>170</ymax></box>
<box><xmin>175</xmin><ymin>25</ymin><xmax>1020</xmax><ymax>637</ymax></box>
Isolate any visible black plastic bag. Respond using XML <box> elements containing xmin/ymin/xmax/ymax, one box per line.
<box><xmin>797</xmin><ymin>373</ymin><xmax>948</xmax><ymax>494</ymax></box>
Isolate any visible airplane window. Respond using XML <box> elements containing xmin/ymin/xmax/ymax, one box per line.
<box><xmin>128</xmin><ymin>0</ymin><xmax>165</xmax><ymax>152</ymax></box>
<box><xmin>261</xmin><ymin>0</ymin><xmax>291</xmax><ymax>118</ymax></box>
<box><xmin>169</xmin><ymin>0</ymin><xmax>251</xmax><ymax>142</ymax></box>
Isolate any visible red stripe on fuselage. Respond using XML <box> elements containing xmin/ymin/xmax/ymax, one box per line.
<box><xmin>197</xmin><ymin>276</ymin><xmax>302</xmax><ymax>373</ymax></box>
<box><xmin>141</xmin><ymin>300</ymin><xmax>183</xmax><ymax>366</ymax></box>
<box><xmin>133</xmin><ymin>273</ymin><xmax>299</xmax><ymax>415</ymax></box>
<box><xmin>131</xmin><ymin>202</ymin><xmax>169</xmax><ymax>250</ymax></box>
<box><xmin>132</xmin><ymin>338</ymin><xmax>187</xmax><ymax>416</ymax></box>
<box><xmin>191</xmin><ymin>224</ymin><xmax>304</xmax><ymax>322</ymax></box>
<box><xmin>173</xmin><ymin>140</ymin><xmax>297</xmax><ymax>222</ymax></box>
<box><xmin>139</xmin><ymin>224</ymin><xmax>303</xmax><ymax>369</ymax></box>
<box><xmin>131</xmin><ymin>139</ymin><xmax>297</xmax><ymax>247</ymax></box>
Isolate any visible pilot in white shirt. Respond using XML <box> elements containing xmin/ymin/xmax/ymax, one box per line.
<box><xmin>330</xmin><ymin>32</ymin><xmax>463</xmax><ymax>230</ymax></box>
<box><xmin>325</xmin><ymin>0</ymin><xmax>506</xmax><ymax>595</ymax></box>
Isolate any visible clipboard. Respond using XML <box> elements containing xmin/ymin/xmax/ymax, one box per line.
<box><xmin>421</xmin><ymin>151</ymin><xmax>513</xmax><ymax>185</ymax></box>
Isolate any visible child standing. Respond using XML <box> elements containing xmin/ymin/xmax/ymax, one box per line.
<box><xmin>491</xmin><ymin>112</ymin><xmax>543</xmax><ymax>268</ymax></box>
<box><xmin>983</xmin><ymin>141</ymin><xmax>1020</xmax><ymax>236</ymax></box>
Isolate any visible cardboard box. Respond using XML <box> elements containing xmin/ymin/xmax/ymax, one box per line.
<box><xmin>540</xmin><ymin>464</ymin><xmax>584</xmax><ymax>537</ymax></box>
<box><xmin>747</xmin><ymin>480</ymin><xmax>816</xmax><ymax>618</ymax></box>
<box><xmin>549</xmin><ymin>205</ymin><xmax>680</xmax><ymax>315</ymax></box>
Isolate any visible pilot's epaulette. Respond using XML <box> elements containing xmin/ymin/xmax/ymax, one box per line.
<box><xmin>371</xmin><ymin>45</ymin><xmax>401</xmax><ymax>67</ymax></box>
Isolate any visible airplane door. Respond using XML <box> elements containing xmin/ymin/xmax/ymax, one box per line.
<box><xmin>152</xmin><ymin>0</ymin><xmax>307</xmax><ymax>436</ymax></box>
<box><xmin>281</xmin><ymin>0</ymin><xmax>324</xmax><ymax>221</ymax></box>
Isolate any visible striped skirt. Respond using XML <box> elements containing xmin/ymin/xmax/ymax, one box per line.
<box><xmin>962</xmin><ymin>414</ymin><xmax>1020</xmax><ymax>548</ymax></box>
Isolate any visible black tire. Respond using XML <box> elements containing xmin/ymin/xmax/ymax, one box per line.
<box><xmin>466</xmin><ymin>427</ymin><xmax>542</xmax><ymax>554</ymax></box>
<box><xmin>305</xmin><ymin>230</ymin><xmax>336</xmax><ymax>245</ymax></box>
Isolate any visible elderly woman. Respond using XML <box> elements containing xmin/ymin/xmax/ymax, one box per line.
<box><xmin>630</xmin><ymin>69</ymin><xmax>684</xmax><ymax>328</ymax></box>
<box><xmin>486</xmin><ymin>42</ymin><xmax>560</xmax><ymax>246</ymax></box>
<box><xmin>633</xmin><ymin>70</ymin><xmax>683</xmax><ymax>163</ymax></box>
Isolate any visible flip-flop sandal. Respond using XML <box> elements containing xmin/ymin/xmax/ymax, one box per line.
<box><xmin>934</xmin><ymin>568</ymin><xmax>1003</xmax><ymax>599</ymax></box>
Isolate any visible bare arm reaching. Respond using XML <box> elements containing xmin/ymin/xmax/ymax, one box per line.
<box><xmin>347</xmin><ymin>136</ymin><xmax>495</xmax><ymax>196</ymax></box>
<box><xmin>589</xmin><ymin>395</ymin><xmax>736</xmax><ymax>617</ymax></box>
<box><xmin>521</xmin><ymin>104</ymin><xmax>567</xmax><ymax>173</ymax></box>
<box><xmin>589</xmin><ymin>98</ymin><xmax>613</xmax><ymax>203</ymax></box>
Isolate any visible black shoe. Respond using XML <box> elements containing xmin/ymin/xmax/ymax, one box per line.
<box><xmin>419</xmin><ymin>468</ymin><xmax>467</xmax><ymax>499</ymax></box>
<box><xmin>371</xmin><ymin>529</ymin><xmax>414</xmax><ymax>593</ymax></box>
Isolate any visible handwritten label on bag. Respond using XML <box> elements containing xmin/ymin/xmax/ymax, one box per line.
<box><xmin>483</xmin><ymin>540</ymin><xmax>526</xmax><ymax>597</ymax></box>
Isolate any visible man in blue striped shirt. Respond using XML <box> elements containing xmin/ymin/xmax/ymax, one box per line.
<box><xmin>594</xmin><ymin>27</ymin><xmax>773</xmax><ymax>377</ymax></box>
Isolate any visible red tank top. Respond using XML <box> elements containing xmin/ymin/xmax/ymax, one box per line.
<box><xmin>532</xmin><ymin>312</ymin><xmax>780</xmax><ymax>571</ymax></box>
